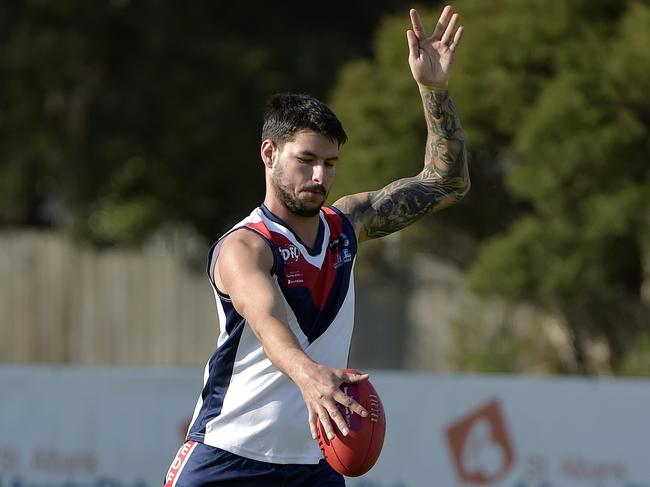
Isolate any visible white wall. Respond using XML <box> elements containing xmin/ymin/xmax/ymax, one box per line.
<box><xmin>1</xmin><ymin>366</ymin><xmax>649</xmax><ymax>487</ymax></box>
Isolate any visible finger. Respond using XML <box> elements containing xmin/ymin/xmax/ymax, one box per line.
<box><xmin>406</xmin><ymin>30</ymin><xmax>420</xmax><ymax>59</ymax></box>
<box><xmin>441</xmin><ymin>13</ymin><xmax>460</xmax><ymax>46</ymax></box>
<box><xmin>340</xmin><ymin>371</ymin><xmax>369</xmax><ymax>383</ymax></box>
<box><xmin>326</xmin><ymin>404</ymin><xmax>350</xmax><ymax>437</ymax></box>
<box><xmin>431</xmin><ymin>5</ymin><xmax>453</xmax><ymax>41</ymax></box>
<box><xmin>317</xmin><ymin>407</ymin><xmax>336</xmax><ymax>441</ymax></box>
<box><xmin>409</xmin><ymin>8</ymin><xmax>427</xmax><ymax>39</ymax></box>
<box><xmin>308</xmin><ymin>409</ymin><xmax>318</xmax><ymax>440</ymax></box>
<box><xmin>449</xmin><ymin>25</ymin><xmax>464</xmax><ymax>52</ymax></box>
<box><xmin>334</xmin><ymin>389</ymin><xmax>369</xmax><ymax>418</ymax></box>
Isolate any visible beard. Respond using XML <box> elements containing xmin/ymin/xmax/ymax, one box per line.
<box><xmin>271</xmin><ymin>166</ymin><xmax>328</xmax><ymax>217</ymax></box>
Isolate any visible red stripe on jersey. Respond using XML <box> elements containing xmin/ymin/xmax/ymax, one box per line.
<box><xmin>310</xmin><ymin>252</ymin><xmax>337</xmax><ymax>310</ymax></box>
<box><xmin>322</xmin><ymin>206</ymin><xmax>344</xmax><ymax>235</ymax></box>
<box><xmin>245</xmin><ymin>221</ymin><xmax>273</xmax><ymax>239</ymax></box>
<box><xmin>268</xmin><ymin>229</ymin><xmax>337</xmax><ymax>311</ymax></box>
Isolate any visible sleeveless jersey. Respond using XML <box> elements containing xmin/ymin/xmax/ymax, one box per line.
<box><xmin>186</xmin><ymin>204</ymin><xmax>358</xmax><ymax>464</ymax></box>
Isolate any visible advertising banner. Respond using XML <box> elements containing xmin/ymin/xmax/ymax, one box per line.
<box><xmin>1</xmin><ymin>367</ymin><xmax>649</xmax><ymax>487</ymax></box>
<box><xmin>354</xmin><ymin>373</ymin><xmax>650</xmax><ymax>487</ymax></box>
<box><xmin>0</xmin><ymin>366</ymin><xmax>199</xmax><ymax>487</ymax></box>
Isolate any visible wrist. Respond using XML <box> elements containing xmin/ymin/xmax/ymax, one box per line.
<box><xmin>418</xmin><ymin>81</ymin><xmax>449</xmax><ymax>93</ymax></box>
<box><xmin>283</xmin><ymin>349</ymin><xmax>317</xmax><ymax>385</ymax></box>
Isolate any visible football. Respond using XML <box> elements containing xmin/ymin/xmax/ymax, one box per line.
<box><xmin>318</xmin><ymin>369</ymin><xmax>386</xmax><ymax>477</ymax></box>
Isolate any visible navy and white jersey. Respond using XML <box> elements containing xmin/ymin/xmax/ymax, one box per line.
<box><xmin>186</xmin><ymin>204</ymin><xmax>358</xmax><ymax>464</ymax></box>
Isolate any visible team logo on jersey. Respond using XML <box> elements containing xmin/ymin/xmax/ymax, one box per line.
<box><xmin>330</xmin><ymin>235</ymin><xmax>352</xmax><ymax>269</ymax></box>
<box><xmin>329</xmin><ymin>235</ymin><xmax>350</xmax><ymax>252</ymax></box>
<box><xmin>333</xmin><ymin>249</ymin><xmax>353</xmax><ymax>269</ymax></box>
<box><xmin>280</xmin><ymin>244</ymin><xmax>300</xmax><ymax>264</ymax></box>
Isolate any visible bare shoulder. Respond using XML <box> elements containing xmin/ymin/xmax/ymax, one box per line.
<box><xmin>332</xmin><ymin>192</ymin><xmax>374</xmax><ymax>242</ymax></box>
<box><xmin>221</xmin><ymin>228</ymin><xmax>271</xmax><ymax>255</ymax></box>
<box><xmin>214</xmin><ymin>228</ymin><xmax>274</xmax><ymax>290</ymax></box>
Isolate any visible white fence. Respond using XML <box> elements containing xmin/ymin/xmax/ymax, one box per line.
<box><xmin>0</xmin><ymin>231</ymin><xmax>217</xmax><ymax>365</ymax></box>
<box><xmin>1</xmin><ymin>230</ymin><xmax>570</xmax><ymax>373</ymax></box>
<box><xmin>0</xmin><ymin>230</ymin><xmax>468</xmax><ymax>370</ymax></box>
<box><xmin>1</xmin><ymin>366</ymin><xmax>649</xmax><ymax>487</ymax></box>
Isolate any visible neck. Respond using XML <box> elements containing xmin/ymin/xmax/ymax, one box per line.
<box><xmin>263</xmin><ymin>197</ymin><xmax>322</xmax><ymax>249</ymax></box>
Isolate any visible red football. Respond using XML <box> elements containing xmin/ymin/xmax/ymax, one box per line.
<box><xmin>318</xmin><ymin>369</ymin><xmax>386</xmax><ymax>477</ymax></box>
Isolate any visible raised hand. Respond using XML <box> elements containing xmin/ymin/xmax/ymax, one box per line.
<box><xmin>407</xmin><ymin>5</ymin><xmax>464</xmax><ymax>90</ymax></box>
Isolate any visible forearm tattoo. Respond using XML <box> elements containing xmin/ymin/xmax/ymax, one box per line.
<box><xmin>423</xmin><ymin>90</ymin><xmax>466</xmax><ymax>178</ymax></box>
<box><xmin>336</xmin><ymin>90</ymin><xmax>469</xmax><ymax>240</ymax></box>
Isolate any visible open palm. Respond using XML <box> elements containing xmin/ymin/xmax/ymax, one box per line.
<box><xmin>407</xmin><ymin>5</ymin><xmax>464</xmax><ymax>90</ymax></box>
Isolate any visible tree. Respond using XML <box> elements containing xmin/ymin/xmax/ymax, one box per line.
<box><xmin>0</xmin><ymin>0</ymin><xmax>414</xmax><ymax>244</ymax></box>
<box><xmin>467</xmin><ymin>0</ymin><xmax>650</xmax><ymax>373</ymax></box>
<box><xmin>328</xmin><ymin>0</ymin><xmax>650</xmax><ymax>373</ymax></box>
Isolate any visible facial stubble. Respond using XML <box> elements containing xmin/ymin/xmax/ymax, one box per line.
<box><xmin>271</xmin><ymin>163</ymin><xmax>328</xmax><ymax>218</ymax></box>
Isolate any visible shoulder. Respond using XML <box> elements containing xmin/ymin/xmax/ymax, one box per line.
<box><xmin>331</xmin><ymin>192</ymin><xmax>374</xmax><ymax>242</ymax></box>
<box><xmin>220</xmin><ymin>228</ymin><xmax>273</xmax><ymax>265</ymax></box>
<box><xmin>213</xmin><ymin>228</ymin><xmax>276</xmax><ymax>293</ymax></box>
<box><xmin>214</xmin><ymin>226</ymin><xmax>287</xmax><ymax>300</ymax></box>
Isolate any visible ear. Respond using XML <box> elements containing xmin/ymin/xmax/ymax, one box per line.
<box><xmin>261</xmin><ymin>139</ymin><xmax>276</xmax><ymax>168</ymax></box>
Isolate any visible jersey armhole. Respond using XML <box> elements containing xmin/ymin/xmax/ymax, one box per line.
<box><xmin>324</xmin><ymin>205</ymin><xmax>359</xmax><ymax>254</ymax></box>
<box><xmin>207</xmin><ymin>226</ymin><xmax>281</xmax><ymax>298</ymax></box>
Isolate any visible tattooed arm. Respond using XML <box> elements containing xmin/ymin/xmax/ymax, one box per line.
<box><xmin>333</xmin><ymin>6</ymin><xmax>469</xmax><ymax>242</ymax></box>
<box><xmin>334</xmin><ymin>88</ymin><xmax>469</xmax><ymax>241</ymax></box>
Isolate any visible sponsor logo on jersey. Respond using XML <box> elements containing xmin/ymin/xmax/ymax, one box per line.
<box><xmin>286</xmin><ymin>269</ymin><xmax>305</xmax><ymax>286</ymax></box>
<box><xmin>280</xmin><ymin>244</ymin><xmax>300</xmax><ymax>264</ymax></box>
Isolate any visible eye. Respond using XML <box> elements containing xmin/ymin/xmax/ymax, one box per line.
<box><xmin>297</xmin><ymin>157</ymin><xmax>312</xmax><ymax>164</ymax></box>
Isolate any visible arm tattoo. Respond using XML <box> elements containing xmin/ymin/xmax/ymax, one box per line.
<box><xmin>423</xmin><ymin>90</ymin><xmax>466</xmax><ymax>178</ymax></box>
<box><xmin>336</xmin><ymin>90</ymin><xmax>469</xmax><ymax>241</ymax></box>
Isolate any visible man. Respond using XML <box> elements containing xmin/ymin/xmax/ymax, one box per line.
<box><xmin>165</xmin><ymin>5</ymin><xmax>468</xmax><ymax>486</ymax></box>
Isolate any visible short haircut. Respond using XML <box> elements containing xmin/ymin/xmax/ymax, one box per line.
<box><xmin>261</xmin><ymin>93</ymin><xmax>347</xmax><ymax>147</ymax></box>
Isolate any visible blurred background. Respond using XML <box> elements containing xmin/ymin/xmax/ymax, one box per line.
<box><xmin>2</xmin><ymin>0</ymin><xmax>649</xmax><ymax>375</ymax></box>
<box><xmin>2</xmin><ymin>0</ymin><xmax>650</xmax><ymax>485</ymax></box>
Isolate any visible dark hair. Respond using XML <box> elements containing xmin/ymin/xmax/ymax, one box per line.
<box><xmin>261</xmin><ymin>93</ymin><xmax>347</xmax><ymax>146</ymax></box>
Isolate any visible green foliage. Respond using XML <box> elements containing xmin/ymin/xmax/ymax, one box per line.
<box><xmin>466</xmin><ymin>217</ymin><xmax>544</xmax><ymax>300</ymax></box>
<box><xmin>451</xmin><ymin>0</ymin><xmax>570</xmax><ymax>147</ymax></box>
<box><xmin>3</xmin><ymin>0</ymin><xmax>649</xmax><ymax>373</ymax></box>
<box><xmin>329</xmin><ymin>0</ymin><xmax>650</xmax><ymax>373</ymax></box>
<box><xmin>466</xmin><ymin>0</ymin><xmax>650</xmax><ymax>372</ymax></box>
<box><xmin>0</xmin><ymin>0</ymin><xmax>414</xmax><ymax>243</ymax></box>
<box><xmin>329</xmin><ymin>14</ymin><xmax>424</xmax><ymax>200</ymax></box>
<box><xmin>619</xmin><ymin>334</ymin><xmax>650</xmax><ymax>376</ymax></box>
<box><xmin>87</xmin><ymin>156</ymin><xmax>163</xmax><ymax>244</ymax></box>
<box><xmin>607</xmin><ymin>2</ymin><xmax>650</xmax><ymax>113</ymax></box>
<box><xmin>474</xmin><ymin>2</ymin><xmax>649</xmax><ymax>296</ymax></box>
<box><xmin>451</xmin><ymin>297</ymin><xmax>569</xmax><ymax>374</ymax></box>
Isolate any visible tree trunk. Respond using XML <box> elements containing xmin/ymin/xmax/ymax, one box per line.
<box><xmin>558</xmin><ymin>300</ymin><xmax>591</xmax><ymax>375</ymax></box>
<box><xmin>640</xmin><ymin>220</ymin><xmax>650</xmax><ymax>308</ymax></box>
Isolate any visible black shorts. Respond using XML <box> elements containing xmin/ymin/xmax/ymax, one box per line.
<box><xmin>164</xmin><ymin>440</ymin><xmax>345</xmax><ymax>487</ymax></box>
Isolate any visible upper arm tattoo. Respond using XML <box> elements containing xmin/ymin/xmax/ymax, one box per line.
<box><xmin>336</xmin><ymin>90</ymin><xmax>469</xmax><ymax>241</ymax></box>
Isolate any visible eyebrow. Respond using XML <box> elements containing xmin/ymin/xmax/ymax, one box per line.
<box><xmin>297</xmin><ymin>150</ymin><xmax>339</xmax><ymax>162</ymax></box>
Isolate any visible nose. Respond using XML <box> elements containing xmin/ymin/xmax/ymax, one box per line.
<box><xmin>312</xmin><ymin>163</ymin><xmax>325</xmax><ymax>184</ymax></box>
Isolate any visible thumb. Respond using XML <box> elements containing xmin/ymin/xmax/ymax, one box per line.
<box><xmin>406</xmin><ymin>30</ymin><xmax>420</xmax><ymax>59</ymax></box>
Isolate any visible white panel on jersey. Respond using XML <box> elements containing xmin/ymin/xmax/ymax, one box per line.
<box><xmin>263</xmin><ymin>211</ymin><xmax>331</xmax><ymax>269</ymax></box>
